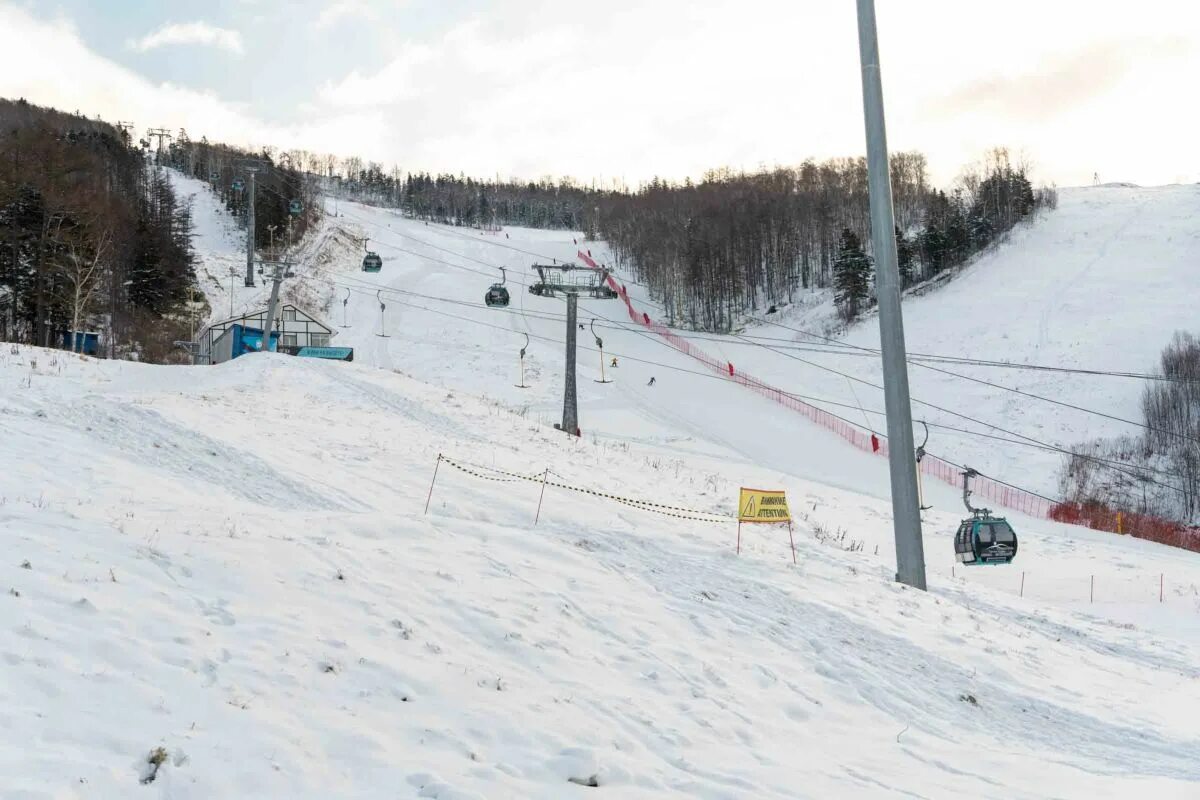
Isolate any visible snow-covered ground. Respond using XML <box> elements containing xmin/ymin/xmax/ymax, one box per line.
<box><xmin>2</xmin><ymin>345</ymin><xmax>1199</xmax><ymax>799</ymax></box>
<box><xmin>4</xmin><ymin>179</ymin><xmax>1199</xmax><ymax>798</ymax></box>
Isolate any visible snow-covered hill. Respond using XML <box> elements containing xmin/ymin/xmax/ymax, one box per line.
<box><xmin>167</xmin><ymin>169</ymin><xmax>349</xmax><ymax>329</ymax></box>
<box><xmin>5</xmin><ymin>175</ymin><xmax>1200</xmax><ymax>797</ymax></box>
<box><xmin>2</xmin><ymin>345</ymin><xmax>1199</xmax><ymax>799</ymax></box>
<box><xmin>701</xmin><ymin>184</ymin><xmax>1200</xmax><ymax>498</ymax></box>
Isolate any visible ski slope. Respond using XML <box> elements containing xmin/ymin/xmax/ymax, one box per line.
<box><xmin>303</xmin><ymin>194</ymin><xmax>1200</xmax><ymax>604</ymax></box>
<box><xmin>168</xmin><ymin>169</ymin><xmax>346</xmax><ymax>329</ymax></box>
<box><xmin>690</xmin><ymin>184</ymin><xmax>1200</xmax><ymax>500</ymax></box>
<box><xmin>4</xmin><ymin>179</ymin><xmax>1199</xmax><ymax>797</ymax></box>
<box><xmin>2</xmin><ymin>346</ymin><xmax>1199</xmax><ymax>799</ymax></box>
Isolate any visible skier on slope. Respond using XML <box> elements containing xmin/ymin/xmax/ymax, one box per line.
<box><xmin>647</xmin><ymin>376</ymin><xmax>656</xmax><ymax>387</ymax></box>
<box><xmin>611</xmin><ymin>357</ymin><xmax>618</xmax><ymax>368</ymax></box>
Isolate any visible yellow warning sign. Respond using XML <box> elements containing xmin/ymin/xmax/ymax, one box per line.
<box><xmin>738</xmin><ymin>488</ymin><xmax>791</xmax><ymax>523</ymax></box>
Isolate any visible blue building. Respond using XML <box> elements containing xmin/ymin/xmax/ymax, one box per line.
<box><xmin>60</xmin><ymin>330</ymin><xmax>101</xmax><ymax>356</ymax></box>
<box><xmin>209</xmin><ymin>324</ymin><xmax>281</xmax><ymax>364</ymax></box>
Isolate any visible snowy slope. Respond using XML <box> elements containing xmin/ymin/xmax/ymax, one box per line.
<box><xmin>2</xmin><ymin>345</ymin><xmax>1199</xmax><ymax>799</ymax></box>
<box><xmin>691</xmin><ymin>184</ymin><xmax>1200</xmax><ymax>498</ymax></box>
<box><xmin>15</xmin><ymin>181</ymin><xmax>1189</xmax><ymax>797</ymax></box>
<box><xmin>167</xmin><ymin>169</ymin><xmax>346</xmax><ymax>330</ymax></box>
<box><xmin>248</xmin><ymin>194</ymin><xmax>1200</xmax><ymax>594</ymax></box>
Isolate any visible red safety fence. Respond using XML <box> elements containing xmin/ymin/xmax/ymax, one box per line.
<box><xmin>579</xmin><ymin>252</ymin><xmax>1200</xmax><ymax>553</ymax></box>
<box><xmin>1048</xmin><ymin>502</ymin><xmax>1200</xmax><ymax>551</ymax></box>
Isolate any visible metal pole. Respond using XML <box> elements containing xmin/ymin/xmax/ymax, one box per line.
<box><xmin>562</xmin><ymin>293</ymin><xmax>579</xmax><ymax>434</ymax></box>
<box><xmin>424</xmin><ymin>455</ymin><xmax>442</xmax><ymax>514</ymax></box>
<box><xmin>261</xmin><ymin>262</ymin><xmax>284</xmax><ymax>353</ymax></box>
<box><xmin>245</xmin><ymin>168</ymin><xmax>258</xmax><ymax>286</ymax></box>
<box><xmin>856</xmin><ymin>0</ymin><xmax>926</xmax><ymax>591</ymax></box>
<box><xmin>535</xmin><ymin>468</ymin><xmax>549</xmax><ymax>524</ymax></box>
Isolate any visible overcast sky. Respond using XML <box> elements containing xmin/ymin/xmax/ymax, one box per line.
<box><xmin>2</xmin><ymin>0</ymin><xmax>1197</xmax><ymax>187</ymax></box>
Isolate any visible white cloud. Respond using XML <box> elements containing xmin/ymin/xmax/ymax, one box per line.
<box><xmin>2</xmin><ymin>0</ymin><xmax>1199</xmax><ymax>188</ymax></box>
<box><xmin>0</xmin><ymin>5</ymin><xmax>368</xmax><ymax>155</ymax></box>
<box><xmin>128</xmin><ymin>21</ymin><xmax>244</xmax><ymax>54</ymax></box>
<box><xmin>314</xmin><ymin>0</ymin><xmax>377</xmax><ymax>30</ymax></box>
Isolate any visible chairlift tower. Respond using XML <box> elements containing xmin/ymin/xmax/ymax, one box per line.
<box><xmin>259</xmin><ymin>255</ymin><xmax>295</xmax><ymax>352</ymax></box>
<box><xmin>241</xmin><ymin>165</ymin><xmax>261</xmax><ymax>287</ymax></box>
<box><xmin>856</xmin><ymin>0</ymin><xmax>927</xmax><ymax>590</ymax></box>
<box><xmin>146</xmin><ymin>127</ymin><xmax>173</xmax><ymax>155</ymax></box>
<box><xmin>528</xmin><ymin>263</ymin><xmax>619</xmax><ymax>435</ymax></box>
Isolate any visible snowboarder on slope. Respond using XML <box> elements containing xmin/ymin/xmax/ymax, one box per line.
<box><xmin>647</xmin><ymin>376</ymin><xmax>656</xmax><ymax>387</ymax></box>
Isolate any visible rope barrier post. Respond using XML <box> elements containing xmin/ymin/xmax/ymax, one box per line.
<box><xmin>736</xmin><ymin>521</ymin><xmax>742</xmax><ymax>554</ymax></box>
<box><xmin>424</xmin><ymin>454</ymin><xmax>442</xmax><ymax>515</ymax></box>
<box><xmin>1020</xmin><ymin>571</ymin><xmax>1025</xmax><ymax>598</ymax></box>
<box><xmin>788</xmin><ymin>522</ymin><xmax>797</xmax><ymax>565</ymax></box>
<box><xmin>1160</xmin><ymin>573</ymin><xmax>1164</xmax><ymax>603</ymax></box>
<box><xmin>534</xmin><ymin>468</ymin><xmax>549</xmax><ymax>525</ymax></box>
<box><xmin>1090</xmin><ymin>574</ymin><xmax>1095</xmax><ymax>604</ymax></box>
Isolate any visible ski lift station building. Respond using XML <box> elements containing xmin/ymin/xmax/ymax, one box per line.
<box><xmin>198</xmin><ymin>304</ymin><xmax>335</xmax><ymax>365</ymax></box>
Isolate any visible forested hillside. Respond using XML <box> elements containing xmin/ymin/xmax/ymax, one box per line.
<box><xmin>157</xmin><ymin>134</ymin><xmax>320</xmax><ymax>256</ymax></box>
<box><xmin>0</xmin><ymin>99</ymin><xmax>194</xmax><ymax>357</ymax></box>
<box><xmin>297</xmin><ymin>145</ymin><xmax>1055</xmax><ymax>334</ymax></box>
<box><xmin>596</xmin><ymin>149</ymin><xmax>1057</xmax><ymax>331</ymax></box>
<box><xmin>324</xmin><ymin>167</ymin><xmax>597</xmax><ymax>231</ymax></box>
<box><xmin>0</xmin><ymin>95</ymin><xmax>1058</xmax><ymax>352</ymax></box>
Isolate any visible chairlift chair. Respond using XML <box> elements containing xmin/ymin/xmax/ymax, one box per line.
<box><xmin>515</xmin><ymin>332</ymin><xmax>530</xmax><ymax>388</ymax></box>
<box><xmin>954</xmin><ymin>468</ymin><xmax>1018</xmax><ymax>565</ymax></box>
<box><xmin>591</xmin><ymin>319</ymin><xmax>612</xmax><ymax>383</ymax></box>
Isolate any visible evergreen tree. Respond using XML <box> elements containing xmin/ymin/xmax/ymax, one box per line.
<box><xmin>895</xmin><ymin>225</ymin><xmax>914</xmax><ymax>287</ymax></box>
<box><xmin>833</xmin><ymin>228</ymin><xmax>872</xmax><ymax>320</ymax></box>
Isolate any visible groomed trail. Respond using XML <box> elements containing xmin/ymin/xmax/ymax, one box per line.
<box><xmin>3</xmin><ymin>177</ymin><xmax>1198</xmax><ymax>798</ymax></box>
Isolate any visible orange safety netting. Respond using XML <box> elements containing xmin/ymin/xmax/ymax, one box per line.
<box><xmin>578</xmin><ymin>251</ymin><xmax>1198</xmax><ymax>553</ymax></box>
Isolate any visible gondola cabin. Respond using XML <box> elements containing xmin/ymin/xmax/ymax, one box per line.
<box><xmin>485</xmin><ymin>283</ymin><xmax>510</xmax><ymax>307</ymax></box>
<box><xmin>362</xmin><ymin>252</ymin><xmax>383</xmax><ymax>273</ymax></box>
<box><xmin>954</xmin><ymin>514</ymin><xmax>1018</xmax><ymax>565</ymax></box>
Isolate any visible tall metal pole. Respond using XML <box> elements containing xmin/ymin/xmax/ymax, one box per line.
<box><xmin>562</xmin><ymin>293</ymin><xmax>579</xmax><ymax>434</ymax></box>
<box><xmin>261</xmin><ymin>261</ymin><xmax>284</xmax><ymax>353</ymax></box>
<box><xmin>244</xmin><ymin>168</ymin><xmax>259</xmax><ymax>287</ymax></box>
<box><xmin>856</xmin><ymin>0</ymin><xmax>926</xmax><ymax>590</ymax></box>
